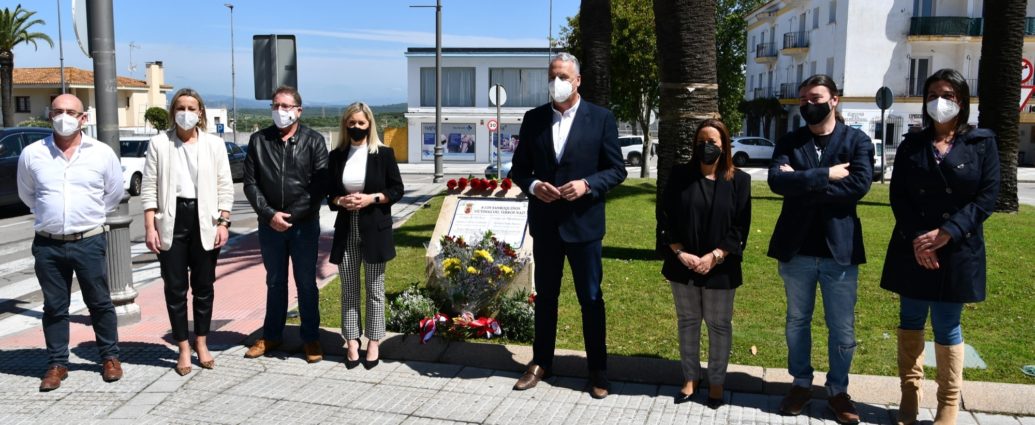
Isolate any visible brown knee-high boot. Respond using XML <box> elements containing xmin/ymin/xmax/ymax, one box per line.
<box><xmin>933</xmin><ymin>343</ymin><xmax>964</xmax><ymax>424</ymax></box>
<box><xmin>897</xmin><ymin>329</ymin><xmax>925</xmax><ymax>425</ymax></box>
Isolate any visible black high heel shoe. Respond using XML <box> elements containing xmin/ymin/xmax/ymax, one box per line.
<box><xmin>362</xmin><ymin>358</ymin><xmax>379</xmax><ymax>370</ymax></box>
<box><xmin>674</xmin><ymin>391</ymin><xmax>694</xmax><ymax>404</ymax></box>
<box><xmin>706</xmin><ymin>396</ymin><xmax>724</xmax><ymax>409</ymax></box>
<box><xmin>344</xmin><ymin>340</ymin><xmax>361</xmax><ymax>369</ymax></box>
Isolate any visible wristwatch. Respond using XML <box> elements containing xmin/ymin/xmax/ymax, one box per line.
<box><xmin>712</xmin><ymin>249</ymin><xmax>725</xmax><ymax>264</ymax></box>
<box><xmin>217</xmin><ymin>217</ymin><xmax>232</xmax><ymax>228</ymax></box>
<box><xmin>373</xmin><ymin>195</ymin><xmax>382</xmax><ymax>204</ymax></box>
<box><xmin>674</xmin><ymin>248</ymin><xmax>683</xmax><ymax>256</ymax></box>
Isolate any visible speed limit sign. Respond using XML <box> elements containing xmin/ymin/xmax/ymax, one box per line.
<box><xmin>487</xmin><ymin>119</ymin><xmax>498</xmax><ymax>132</ymax></box>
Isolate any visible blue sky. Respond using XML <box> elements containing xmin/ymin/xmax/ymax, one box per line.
<box><xmin>14</xmin><ymin>0</ymin><xmax>580</xmax><ymax>106</ymax></box>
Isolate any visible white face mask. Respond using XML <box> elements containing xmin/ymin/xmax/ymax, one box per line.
<box><xmin>175</xmin><ymin>111</ymin><xmax>200</xmax><ymax>131</ymax></box>
<box><xmin>272</xmin><ymin>109</ymin><xmax>297</xmax><ymax>129</ymax></box>
<box><xmin>548</xmin><ymin>77</ymin><xmax>574</xmax><ymax>104</ymax></box>
<box><xmin>926</xmin><ymin>97</ymin><xmax>960</xmax><ymax>124</ymax></box>
<box><xmin>52</xmin><ymin>114</ymin><xmax>81</xmax><ymax>137</ymax></box>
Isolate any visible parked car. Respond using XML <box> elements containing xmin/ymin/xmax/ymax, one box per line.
<box><xmin>224</xmin><ymin>141</ymin><xmax>246</xmax><ymax>182</ymax></box>
<box><xmin>0</xmin><ymin>127</ymin><xmax>52</xmax><ymax>207</ymax></box>
<box><xmin>730</xmin><ymin>136</ymin><xmax>775</xmax><ymax>166</ymax></box>
<box><xmin>618</xmin><ymin>135</ymin><xmax>655</xmax><ymax>166</ymax></box>
<box><xmin>119</xmin><ymin>136</ymin><xmax>150</xmax><ymax>196</ymax></box>
<box><xmin>872</xmin><ymin>140</ymin><xmax>885</xmax><ymax>182</ymax></box>
<box><xmin>484</xmin><ymin>160</ymin><xmax>513</xmax><ymax>180</ymax></box>
<box><xmin>121</xmin><ymin>137</ymin><xmax>246</xmax><ymax>196</ymax></box>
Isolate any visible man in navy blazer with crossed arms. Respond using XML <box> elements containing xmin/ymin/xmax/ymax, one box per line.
<box><xmin>509</xmin><ymin>52</ymin><xmax>627</xmax><ymax>399</ymax></box>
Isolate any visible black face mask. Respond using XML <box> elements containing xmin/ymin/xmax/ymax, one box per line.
<box><xmin>695</xmin><ymin>142</ymin><xmax>722</xmax><ymax>165</ymax></box>
<box><xmin>347</xmin><ymin>126</ymin><xmax>369</xmax><ymax>142</ymax></box>
<box><xmin>800</xmin><ymin>101</ymin><xmax>832</xmax><ymax>125</ymax></box>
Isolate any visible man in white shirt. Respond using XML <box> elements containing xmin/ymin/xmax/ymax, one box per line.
<box><xmin>509</xmin><ymin>53</ymin><xmax>627</xmax><ymax>399</ymax></box>
<box><xmin>17</xmin><ymin>94</ymin><xmax>125</xmax><ymax>391</ymax></box>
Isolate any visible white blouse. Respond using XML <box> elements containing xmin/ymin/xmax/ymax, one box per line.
<box><xmin>342</xmin><ymin>144</ymin><xmax>367</xmax><ymax>193</ymax></box>
<box><xmin>175</xmin><ymin>139</ymin><xmax>199</xmax><ymax>199</ymax></box>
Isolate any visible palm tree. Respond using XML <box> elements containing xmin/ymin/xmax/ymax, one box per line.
<box><xmin>977</xmin><ymin>1</ymin><xmax>1026</xmax><ymax>213</ymax></box>
<box><xmin>0</xmin><ymin>5</ymin><xmax>53</xmax><ymax>127</ymax></box>
<box><xmin>653</xmin><ymin>0</ymin><xmax>719</xmax><ymax>192</ymax></box>
<box><xmin>579</xmin><ymin>0</ymin><xmax>612</xmax><ymax>107</ymax></box>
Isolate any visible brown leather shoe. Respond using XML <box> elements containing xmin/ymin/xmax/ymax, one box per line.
<box><xmin>102</xmin><ymin>358</ymin><xmax>123</xmax><ymax>382</ymax></box>
<box><xmin>39</xmin><ymin>365</ymin><xmax>68</xmax><ymax>392</ymax></box>
<box><xmin>513</xmin><ymin>364</ymin><xmax>548</xmax><ymax>390</ymax></box>
<box><xmin>828</xmin><ymin>392</ymin><xmax>860</xmax><ymax>424</ymax></box>
<box><xmin>303</xmin><ymin>341</ymin><xmax>323</xmax><ymax>363</ymax></box>
<box><xmin>779</xmin><ymin>385</ymin><xmax>813</xmax><ymax>415</ymax></box>
<box><xmin>588</xmin><ymin>370</ymin><xmax>610</xmax><ymax>399</ymax></box>
<box><xmin>244</xmin><ymin>338</ymin><xmax>281</xmax><ymax>358</ymax></box>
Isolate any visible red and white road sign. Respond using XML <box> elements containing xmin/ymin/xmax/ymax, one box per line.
<box><xmin>1023</xmin><ymin>59</ymin><xmax>1034</xmax><ymax>84</ymax></box>
<box><xmin>487</xmin><ymin>119</ymin><xmax>498</xmax><ymax>132</ymax></box>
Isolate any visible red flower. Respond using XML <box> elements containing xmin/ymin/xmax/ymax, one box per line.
<box><xmin>500</xmin><ymin>178</ymin><xmax>513</xmax><ymax>190</ymax></box>
<box><xmin>528</xmin><ymin>292</ymin><xmax>536</xmax><ymax>304</ymax></box>
<box><xmin>458</xmin><ymin>177</ymin><xmax>468</xmax><ymax>189</ymax></box>
<box><xmin>471</xmin><ymin>178</ymin><xmax>483</xmax><ymax>190</ymax></box>
<box><xmin>488</xmin><ymin>179</ymin><xmax>498</xmax><ymax>190</ymax></box>
<box><xmin>446</xmin><ymin>179</ymin><xmax>457</xmax><ymax>190</ymax></box>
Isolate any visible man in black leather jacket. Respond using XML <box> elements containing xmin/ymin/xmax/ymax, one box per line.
<box><xmin>242</xmin><ymin>86</ymin><xmax>329</xmax><ymax>363</ymax></box>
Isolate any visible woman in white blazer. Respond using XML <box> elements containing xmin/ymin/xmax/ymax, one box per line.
<box><xmin>140</xmin><ymin>88</ymin><xmax>234</xmax><ymax>376</ymax></box>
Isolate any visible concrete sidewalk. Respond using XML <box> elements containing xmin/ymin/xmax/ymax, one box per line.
<box><xmin>0</xmin><ymin>181</ymin><xmax>1033</xmax><ymax>424</ymax></box>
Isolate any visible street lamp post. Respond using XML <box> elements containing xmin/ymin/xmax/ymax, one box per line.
<box><xmin>225</xmin><ymin>3</ymin><xmax>237</xmax><ymax>143</ymax></box>
<box><xmin>411</xmin><ymin>0</ymin><xmax>444</xmax><ymax>183</ymax></box>
<box><xmin>56</xmin><ymin>0</ymin><xmax>66</xmax><ymax>93</ymax></box>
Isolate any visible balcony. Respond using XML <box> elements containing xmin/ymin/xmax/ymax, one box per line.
<box><xmin>781</xmin><ymin>31</ymin><xmax>810</xmax><ymax>55</ymax></box>
<box><xmin>909</xmin><ymin>17</ymin><xmax>982</xmax><ymax>37</ymax></box>
<box><xmin>779</xmin><ymin>83</ymin><xmax>798</xmax><ymax>99</ymax></box>
<box><xmin>906</xmin><ymin>77</ymin><xmax>979</xmax><ymax>97</ymax></box>
<box><xmin>752</xmin><ymin>87</ymin><xmax>777</xmax><ymax>99</ymax></box>
<box><xmin>755</xmin><ymin>42</ymin><xmax>778</xmax><ymax>63</ymax></box>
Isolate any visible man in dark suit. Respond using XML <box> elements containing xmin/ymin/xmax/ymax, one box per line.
<box><xmin>767</xmin><ymin>75</ymin><xmax>873</xmax><ymax>424</ymax></box>
<box><xmin>509</xmin><ymin>52</ymin><xmax>627</xmax><ymax>399</ymax></box>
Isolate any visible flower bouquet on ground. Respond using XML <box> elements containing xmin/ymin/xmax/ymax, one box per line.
<box><xmin>429</xmin><ymin>231</ymin><xmax>529</xmax><ymax>317</ymax></box>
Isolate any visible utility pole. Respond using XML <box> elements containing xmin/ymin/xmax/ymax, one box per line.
<box><xmin>87</xmin><ymin>0</ymin><xmax>139</xmax><ymax>325</ymax></box>
<box><xmin>57</xmin><ymin>0</ymin><xmax>66</xmax><ymax>93</ymax></box>
<box><xmin>411</xmin><ymin>0</ymin><xmax>444</xmax><ymax>182</ymax></box>
<box><xmin>225</xmin><ymin>3</ymin><xmax>237</xmax><ymax>144</ymax></box>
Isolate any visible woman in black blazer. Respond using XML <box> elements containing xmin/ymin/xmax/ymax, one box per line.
<box><xmin>327</xmin><ymin>102</ymin><xmax>404</xmax><ymax>369</ymax></box>
<box><xmin>658</xmin><ymin>119</ymin><xmax>751</xmax><ymax>409</ymax></box>
<box><xmin>880</xmin><ymin>69</ymin><xmax>999</xmax><ymax>425</ymax></box>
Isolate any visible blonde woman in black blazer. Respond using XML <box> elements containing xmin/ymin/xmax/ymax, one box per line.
<box><xmin>326</xmin><ymin>102</ymin><xmax>403</xmax><ymax>369</ymax></box>
<box><xmin>658</xmin><ymin>119</ymin><xmax>751</xmax><ymax>409</ymax></box>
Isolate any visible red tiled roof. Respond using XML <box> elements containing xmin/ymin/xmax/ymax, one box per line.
<box><xmin>13</xmin><ymin>67</ymin><xmax>173</xmax><ymax>89</ymax></box>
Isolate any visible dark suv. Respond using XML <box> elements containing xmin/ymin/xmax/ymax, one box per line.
<box><xmin>0</xmin><ymin>127</ymin><xmax>52</xmax><ymax>208</ymax></box>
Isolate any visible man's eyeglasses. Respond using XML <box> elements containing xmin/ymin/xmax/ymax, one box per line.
<box><xmin>50</xmin><ymin>109</ymin><xmax>84</xmax><ymax>118</ymax></box>
<box><xmin>271</xmin><ymin>103</ymin><xmax>299</xmax><ymax>111</ymax></box>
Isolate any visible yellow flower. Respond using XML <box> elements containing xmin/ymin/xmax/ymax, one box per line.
<box><xmin>473</xmin><ymin>249</ymin><xmax>494</xmax><ymax>263</ymax></box>
<box><xmin>443</xmin><ymin>258</ymin><xmax>461</xmax><ymax>270</ymax></box>
<box><xmin>467</xmin><ymin>266</ymin><xmax>479</xmax><ymax>275</ymax></box>
<box><xmin>498</xmin><ymin>265</ymin><xmax>514</xmax><ymax>278</ymax></box>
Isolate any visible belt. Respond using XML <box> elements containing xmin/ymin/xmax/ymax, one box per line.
<box><xmin>36</xmin><ymin>226</ymin><xmax>105</xmax><ymax>241</ymax></box>
<box><xmin>177</xmin><ymin>197</ymin><xmax>197</xmax><ymax>205</ymax></box>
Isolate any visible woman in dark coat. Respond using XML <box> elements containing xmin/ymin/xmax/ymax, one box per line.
<box><xmin>880</xmin><ymin>69</ymin><xmax>1000</xmax><ymax>425</ymax></box>
<box><xmin>658</xmin><ymin>119</ymin><xmax>751</xmax><ymax>409</ymax></box>
<box><xmin>327</xmin><ymin>102</ymin><xmax>404</xmax><ymax>370</ymax></box>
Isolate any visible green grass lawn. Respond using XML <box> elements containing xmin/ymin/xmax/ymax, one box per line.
<box><xmin>308</xmin><ymin>178</ymin><xmax>1035</xmax><ymax>384</ymax></box>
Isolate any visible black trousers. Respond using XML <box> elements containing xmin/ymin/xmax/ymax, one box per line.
<box><xmin>158</xmin><ymin>198</ymin><xmax>220</xmax><ymax>342</ymax></box>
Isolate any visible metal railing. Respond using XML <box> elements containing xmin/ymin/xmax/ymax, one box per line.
<box><xmin>779</xmin><ymin>83</ymin><xmax>798</xmax><ymax>99</ymax></box>
<box><xmin>752</xmin><ymin>87</ymin><xmax>777</xmax><ymax>99</ymax></box>
<box><xmin>909</xmin><ymin>17</ymin><xmax>982</xmax><ymax>36</ymax></box>
<box><xmin>755</xmin><ymin>42</ymin><xmax>777</xmax><ymax>59</ymax></box>
<box><xmin>782</xmin><ymin>31</ymin><xmax>810</xmax><ymax>49</ymax></box>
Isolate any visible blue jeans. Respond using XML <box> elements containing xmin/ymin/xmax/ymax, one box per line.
<box><xmin>258</xmin><ymin>218</ymin><xmax>320</xmax><ymax>342</ymax></box>
<box><xmin>899</xmin><ymin>296</ymin><xmax>963</xmax><ymax>345</ymax></box>
<box><xmin>33</xmin><ymin>234</ymin><xmax>119</xmax><ymax>366</ymax></box>
<box><xmin>779</xmin><ymin>255</ymin><xmax>858</xmax><ymax>396</ymax></box>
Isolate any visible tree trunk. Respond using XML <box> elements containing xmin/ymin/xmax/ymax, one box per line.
<box><xmin>0</xmin><ymin>52</ymin><xmax>14</xmax><ymax>128</ymax></box>
<box><xmin>978</xmin><ymin>1</ymin><xmax>1026</xmax><ymax>213</ymax></box>
<box><xmin>654</xmin><ymin>0</ymin><xmax>719</xmax><ymax>241</ymax></box>
<box><xmin>639</xmin><ymin>95</ymin><xmax>655</xmax><ymax>178</ymax></box>
<box><xmin>579</xmin><ymin>0</ymin><xmax>612</xmax><ymax>107</ymax></box>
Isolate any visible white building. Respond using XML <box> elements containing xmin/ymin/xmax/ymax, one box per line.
<box><xmin>744</xmin><ymin>0</ymin><xmax>1035</xmax><ymax>164</ymax></box>
<box><xmin>404</xmin><ymin>47</ymin><xmax>553</xmax><ymax>164</ymax></box>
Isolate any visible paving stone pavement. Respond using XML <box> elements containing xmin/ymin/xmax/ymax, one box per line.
<box><xmin>1</xmin><ymin>344</ymin><xmax>1031</xmax><ymax>425</ymax></box>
